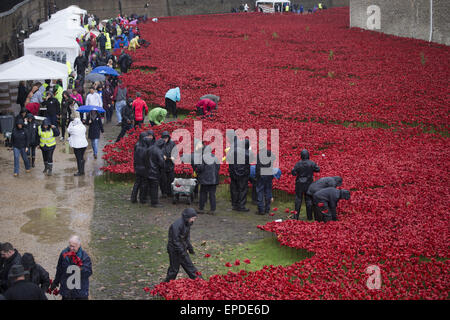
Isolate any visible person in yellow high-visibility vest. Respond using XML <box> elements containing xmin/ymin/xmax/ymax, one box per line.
<box><xmin>318</xmin><ymin>3</ymin><xmax>323</xmax><ymax>9</ymax></box>
<box><xmin>38</xmin><ymin>118</ymin><xmax>60</xmax><ymax>176</ymax></box>
<box><xmin>105</xmin><ymin>32</ymin><xmax>112</xmax><ymax>51</ymax></box>
<box><xmin>66</xmin><ymin>61</ymin><xmax>72</xmax><ymax>75</ymax></box>
<box><xmin>42</xmin><ymin>80</ymin><xmax>51</xmax><ymax>99</ymax></box>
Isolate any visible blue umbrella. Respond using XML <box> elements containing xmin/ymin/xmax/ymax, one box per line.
<box><xmin>77</xmin><ymin>105</ymin><xmax>106</xmax><ymax>113</ymax></box>
<box><xmin>91</xmin><ymin>66</ymin><xmax>120</xmax><ymax>76</ymax></box>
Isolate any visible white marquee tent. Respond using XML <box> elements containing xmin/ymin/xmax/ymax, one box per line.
<box><xmin>24</xmin><ymin>33</ymin><xmax>80</xmax><ymax>66</ymax></box>
<box><xmin>39</xmin><ymin>14</ymin><xmax>82</xmax><ymax>30</ymax></box>
<box><xmin>0</xmin><ymin>55</ymin><xmax>68</xmax><ymax>89</ymax></box>
<box><xmin>50</xmin><ymin>5</ymin><xmax>87</xmax><ymax>19</ymax></box>
<box><xmin>30</xmin><ymin>24</ymin><xmax>86</xmax><ymax>40</ymax></box>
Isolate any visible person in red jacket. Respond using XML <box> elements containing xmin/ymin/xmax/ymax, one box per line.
<box><xmin>132</xmin><ymin>92</ymin><xmax>148</xmax><ymax>128</ymax></box>
<box><xmin>196</xmin><ymin>98</ymin><xmax>216</xmax><ymax>116</ymax></box>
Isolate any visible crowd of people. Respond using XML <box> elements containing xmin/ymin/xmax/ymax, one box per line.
<box><xmin>0</xmin><ymin>236</ymin><xmax>92</xmax><ymax>300</ymax></box>
<box><xmin>4</xmin><ymin>6</ymin><xmax>353</xmax><ymax>297</ymax></box>
<box><xmin>10</xmin><ymin>12</ymin><xmax>156</xmax><ymax>177</ymax></box>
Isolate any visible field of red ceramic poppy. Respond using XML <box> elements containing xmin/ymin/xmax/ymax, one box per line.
<box><xmin>102</xmin><ymin>9</ymin><xmax>450</xmax><ymax>299</ymax></box>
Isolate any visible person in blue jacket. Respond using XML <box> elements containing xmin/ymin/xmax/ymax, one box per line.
<box><xmin>165</xmin><ymin>87</ymin><xmax>180</xmax><ymax>118</ymax></box>
<box><xmin>50</xmin><ymin>235</ymin><xmax>92</xmax><ymax>300</ymax></box>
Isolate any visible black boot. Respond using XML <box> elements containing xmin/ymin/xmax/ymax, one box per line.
<box><xmin>80</xmin><ymin>160</ymin><xmax>85</xmax><ymax>175</ymax></box>
<box><xmin>31</xmin><ymin>157</ymin><xmax>35</xmax><ymax>168</ymax></box>
<box><xmin>47</xmin><ymin>163</ymin><xmax>53</xmax><ymax>176</ymax></box>
<box><xmin>43</xmin><ymin>162</ymin><xmax>48</xmax><ymax>174</ymax></box>
<box><xmin>131</xmin><ymin>183</ymin><xmax>139</xmax><ymax>203</ymax></box>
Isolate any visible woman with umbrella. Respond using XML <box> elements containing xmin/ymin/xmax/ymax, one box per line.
<box><xmin>87</xmin><ymin>110</ymin><xmax>104</xmax><ymax>159</ymax></box>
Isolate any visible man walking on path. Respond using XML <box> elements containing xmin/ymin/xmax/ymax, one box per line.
<box><xmin>115</xmin><ymin>98</ymin><xmax>134</xmax><ymax>142</ymax></box>
<box><xmin>164</xmin><ymin>208</ymin><xmax>202</xmax><ymax>282</ymax></box>
<box><xmin>113</xmin><ymin>80</ymin><xmax>128</xmax><ymax>125</ymax></box>
<box><xmin>50</xmin><ymin>235</ymin><xmax>92</xmax><ymax>300</ymax></box>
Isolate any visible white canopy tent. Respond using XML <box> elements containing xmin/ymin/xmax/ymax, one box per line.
<box><xmin>30</xmin><ymin>24</ymin><xmax>86</xmax><ymax>40</ymax></box>
<box><xmin>39</xmin><ymin>14</ymin><xmax>82</xmax><ymax>30</ymax></box>
<box><xmin>0</xmin><ymin>55</ymin><xmax>68</xmax><ymax>89</ymax></box>
<box><xmin>51</xmin><ymin>5</ymin><xmax>87</xmax><ymax>19</ymax></box>
<box><xmin>24</xmin><ymin>33</ymin><xmax>80</xmax><ymax>67</ymax></box>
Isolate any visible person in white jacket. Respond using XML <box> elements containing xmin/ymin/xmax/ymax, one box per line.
<box><xmin>67</xmin><ymin>118</ymin><xmax>89</xmax><ymax>176</ymax></box>
<box><xmin>85</xmin><ymin>86</ymin><xmax>103</xmax><ymax>108</ymax></box>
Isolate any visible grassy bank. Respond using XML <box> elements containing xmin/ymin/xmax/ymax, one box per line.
<box><xmin>89</xmin><ymin>175</ymin><xmax>310</xmax><ymax>300</ymax></box>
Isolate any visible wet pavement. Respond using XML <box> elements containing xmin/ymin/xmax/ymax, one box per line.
<box><xmin>0</xmin><ymin>120</ymin><xmax>111</xmax><ymax>298</ymax></box>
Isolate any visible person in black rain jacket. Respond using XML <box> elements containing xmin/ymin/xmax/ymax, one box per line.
<box><xmin>160</xmin><ymin>131</ymin><xmax>177</xmax><ymax>198</ymax></box>
<box><xmin>227</xmin><ymin>138</ymin><xmax>254</xmax><ymax>212</ymax></box>
<box><xmin>25</xmin><ymin>113</ymin><xmax>39</xmax><ymax>168</ymax></box>
<box><xmin>312</xmin><ymin>187</ymin><xmax>350</xmax><ymax>222</ymax></box>
<box><xmin>291</xmin><ymin>149</ymin><xmax>320</xmax><ymax>220</ymax></box>
<box><xmin>21</xmin><ymin>253</ymin><xmax>50</xmax><ymax>294</ymax></box>
<box><xmin>164</xmin><ymin>208</ymin><xmax>201</xmax><ymax>282</ymax></box>
<box><xmin>11</xmin><ymin>118</ymin><xmax>31</xmax><ymax>176</ymax></box>
<box><xmin>0</xmin><ymin>243</ymin><xmax>22</xmax><ymax>293</ymax></box>
<box><xmin>194</xmin><ymin>145</ymin><xmax>220</xmax><ymax>214</ymax></box>
<box><xmin>131</xmin><ymin>132</ymin><xmax>150</xmax><ymax>203</ymax></box>
<box><xmin>146</xmin><ymin>138</ymin><xmax>165</xmax><ymax>207</ymax></box>
<box><xmin>307</xmin><ymin>176</ymin><xmax>343</xmax><ymax>221</ymax></box>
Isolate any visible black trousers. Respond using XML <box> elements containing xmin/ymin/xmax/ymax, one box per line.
<box><xmin>199</xmin><ymin>184</ymin><xmax>217</xmax><ymax>211</ymax></box>
<box><xmin>131</xmin><ymin>174</ymin><xmax>148</xmax><ymax>203</ymax></box>
<box><xmin>73</xmin><ymin>147</ymin><xmax>86</xmax><ymax>173</ymax></box>
<box><xmin>104</xmin><ymin>104</ymin><xmax>113</xmax><ymax>122</ymax></box>
<box><xmin>160</xmin><ymin>169</ymin><xmax>175</xmax><ymax>196</ymax></box>
<box><xmin>165</xmin><ymin>98</ymin><xmax>177</xmax><ymax>118</ymax></box>
<box><xmin>116</xmin><ymin>124</ymin><xmax>132</xmax><ymax>142</ymax></box>
<box><xmin>295</xmin><ymin>182</ymin><xmax>313</xmax><ymax>220</ymax></box>
<box><xmin>41</xmin><ymin>146</ymin><xmax>55</xmax><ymax>164</ymax></box>
<box><xmin>61</xmin><ymin>118</ymin><xmax>67</xmax><ymax>138</ymax></box>
<box><xmin>248</xmin><ymin>177</ymin><xmax>257</xmax><ymax>202</ymax></box>
<box><xmin>313</xmin><ymin>204</ymin><xmax>323</xmax><ymax>222</ymax></box>
<box><xmin>230</xmin><ymin>175</ymin><xmax>249</xmax><ymax>209</ymax></box>
<box><xmin>26</xmin><ymin>145</ymin><xmax>36</xmax><ymax>158</ymax></box>
<box><xmin>164</xmin><ymin>249</ymin><xmax>198</xmax><ymax>282</ymax></box>
<box><xmin>147</xmin><ymin>178</ymin><xmax>160</xmax><ymax>205</ymax></box>
<box><xmin>77</xmin><ymin>72</ymin><xmax>85</xmax><ymax>87</ymax></box>
<box><xmin>134</xmin><ymin>120</ymin><xmax>144</xmax><ymax>129</ymax></box>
